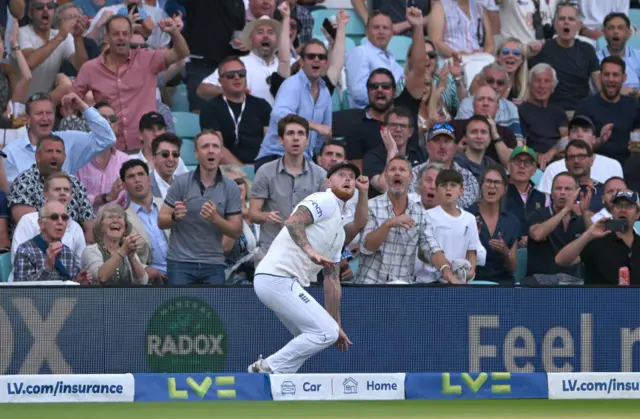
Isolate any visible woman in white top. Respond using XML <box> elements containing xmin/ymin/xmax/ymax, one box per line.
<box><xmin>427</xmin><ymin>0</ymin><xmax>495</xmax><ymax>57</ymax></box>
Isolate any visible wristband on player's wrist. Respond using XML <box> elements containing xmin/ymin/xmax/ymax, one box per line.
<box><xmin>439</xmin><ymin>264</ymin><xmax>451</xmax><ymax>273</ymax></box>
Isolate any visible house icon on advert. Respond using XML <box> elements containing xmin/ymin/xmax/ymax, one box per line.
<box><xmin>343</xmin><ymin>377</ymin><xmax>358</xmax><ymax>394</ymax></box>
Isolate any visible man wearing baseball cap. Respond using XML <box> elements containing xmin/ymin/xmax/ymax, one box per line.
<box><xmin>537</xmin><ymin>115</ymin><xmax>623</xmax><ymax>195</ymax></box>
<box><xmin>410</xmin><ymin>123</ymin><xmax>479</xmax><ymax>209</ymax></box>
<box><xmin>556</xmin><ymin>190</ymin><xmax>640</xmax><ymax>285</ymax></box>
<box><xmin>134</xmin><ymin>112</ymin><xmax>188</xmax><ymax>176</ymax></box>
<box><xmin>505</xmin><ymin>145</ymin><xmax>548</xmax><ymax>243</ymax></box>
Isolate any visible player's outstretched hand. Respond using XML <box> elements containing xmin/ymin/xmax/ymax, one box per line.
<box><xmin>306</xmin><ymin>248</ymin><xmax>334</xmax><ymax>268</ymax></box>
<box><xmin>336</xmin><ymin>328</ymin><xmax>352</xmax><ymax>352</ymax></box>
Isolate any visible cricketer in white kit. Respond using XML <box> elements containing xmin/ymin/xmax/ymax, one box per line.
<box><xmin>248</xmin><ymin>161</ymin><xmax>370</xmax><ymax>374</ymax></box>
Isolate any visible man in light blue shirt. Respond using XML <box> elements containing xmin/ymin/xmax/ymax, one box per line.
<box><xmin>4</xmin><ymin>92</ymin><xmax>116</xmax><ymax>184</ymax></box>
<box><xmin>254</xmin><ymin>40</ymin><xmax>332</xmax><ymax>172</ymax></box>
<box><xmin>122</xmin><ymin>159</ymin><xmax>169</xmax><ymax>283</ymax></box>
<box><xmin>597</xmin><ymin>12</ymin><xmax>640</xmax><ymax>92</ymax></box>
<box><xmin>344</xmin><ymin>10</ymin><xmax>407</xmax><ymax>108</ymax></box>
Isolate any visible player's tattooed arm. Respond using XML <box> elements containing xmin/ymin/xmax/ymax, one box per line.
<box><xmin>323</xmin><ymin>263</ymin><xmax>342</xmax><ymax>324</ymax></box>
<box><xmin>284</xmin><ymin>206</ymin><xmax>315</xmax><ymax>251</ymax></box>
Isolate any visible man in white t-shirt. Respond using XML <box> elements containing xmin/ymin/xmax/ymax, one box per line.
<box><xmin>197</xmin><ymin>15</ymin><xmax>295</xmax><ymax>106</ymax></box>
<box><xmin>537</xmin><ymin>115</ymin><xmax>622</xmax><ymax>194</ymax></box>
<box><xmin>9</xmin><ymin>172</ymin><xmax>86</xmax><ymax>282</ymax></box>
<box><xmin>248</xmin><ymin>162</ymin><xmax>370</xmax><ymax>374</ymax></box>
<box><xmin>415</xmin><ymin>168</ymin><xmax>480</xmax><ymax>283</ymax></box>
<box><xmin>18</xmin><ymin>0</ymin><xmax>88</xmax><ymax>97</ymax></box>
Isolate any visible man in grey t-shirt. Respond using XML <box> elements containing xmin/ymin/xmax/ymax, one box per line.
<box><xmin>159</xmin><ymin>131</ymin><xmax>243</xmax><ymax>285</ymax></box>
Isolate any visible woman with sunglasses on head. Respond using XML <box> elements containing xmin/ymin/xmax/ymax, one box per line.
<box><xmin>495</xmin><ymin>37</ymin><xmax>528</xmax><ymax>104</ymax></box>
<box><xmin>467</xmin><ymin>164</ymin><xmax>520</xmax><ymax>284</ymax></box>
<box><xmin>81</xmin><ymin>204</ymin><xmax>149</xmax><ymax>285</ymax></box>
<box><xmin>220</xmin><ymin>165</ymin><xmax>257</xmax><ymax>284</ymax></box>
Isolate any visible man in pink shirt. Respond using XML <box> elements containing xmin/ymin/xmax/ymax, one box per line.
<box><xmin>74</xmin><ymin>13</ymin><xmax>190</xmax><ymax>152</ymax></box>
<box><xmin>77</xmin><ymin>102</ymin><xmax>130</xmax><ymax>209</ymax></box>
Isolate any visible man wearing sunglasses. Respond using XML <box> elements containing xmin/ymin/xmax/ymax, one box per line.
<box><xmin>10</xmin><ymin>172</ymin><xmax>86</xmax><ymax>282</ymax></box>
<box><xmin>150</xmin><ymin>133</ymin><xmax>182</xmax><ymax>199</ymax></box>
<box><xmin>456</xmin><ymin>63</ymin><xmax>523</xmax><ymax>145</ymax></box>
<box><xmin>18</xmin><ymin>0</ymin><xmax>89</xmax><ymax>98</ymax></box>
<box><xmin>346</xmin><ymin>7</ymin><xmax>424</xmax><ymax>108</ymax></box>
<box><xmin>134</xmin><ymin>111</ymin><xmax>188</xmax><ymax>175</ymax></box>
<box><xmin>199</xmin><ymin>56</ymin><xmax>272</xmax><ymax>166</ymax></box>
<box><xmin>13</xmin><ymin>200</ymin><xmax>91</xmax><ymax>284</ymax></box>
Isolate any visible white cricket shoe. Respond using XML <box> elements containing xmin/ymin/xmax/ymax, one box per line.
<box><xmin>247</xmin><ymin>356</ymin><xmax>271</xmax><ymax>373</ymax></box>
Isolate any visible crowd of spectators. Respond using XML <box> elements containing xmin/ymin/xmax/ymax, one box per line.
<box><xmin>0</xmin><ymin>0</ymin><xmax>639</xmax><ymax>286</ymax></box>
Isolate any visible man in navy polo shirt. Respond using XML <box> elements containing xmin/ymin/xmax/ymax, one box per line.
<box><xmin>527</xmin><ymin>172</ymin><xmax>586</xmax><ymax>279</ymax></box>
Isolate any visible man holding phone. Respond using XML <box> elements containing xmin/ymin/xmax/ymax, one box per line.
<box><xmin>556</xmin><ymin>190</ymin><xmax>640</xmax><ymax>285</ymax></box>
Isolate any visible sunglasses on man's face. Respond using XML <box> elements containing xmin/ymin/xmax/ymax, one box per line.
<box><xmin>304</xmin><ymin>53</ymin><xmax>328</xmax><ymax>61</ymax></box>
<box><xmin>221</xmin><ymin>69</ymin><xmax>247</xmax><ymax>79</ymax></box>
<box><xmin>101</xmin><ymin>114</ymin><xmax>117</xmax><ymax>123</ymax></box>
<box><xmin>485</xmin><ymin>77</ymin><xmax>506</xmax><ymax>87</ymax></box>
<box><xmin>44</xmin><ymin>213</ymin><xmax>69</xmax><ymax>222</ymax></box>
<box><xmin>367</xmin><ymin>82</ymin><xmax>394</xmax><ymax>91</ymax></box>
<box><xmin>157</xmin><ymin>150</ymin><xmax>180</xmax><ymax>159</ymax></box>
<box><xmin>426</xmin><ymin>51</ymin><xmax>437</xmax><ymax>59</ymax></box>
<box><xmin>129</xmin><ymin>42</ymin><xmax>148</xmax><ymax>49</ymax></box>
<box><xmin>34</xmin><ymin>2</ymin><xmax>57</xmax><ymax>11</ymax></box>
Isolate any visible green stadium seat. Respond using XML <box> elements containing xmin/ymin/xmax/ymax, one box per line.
<box><xmin>332</xmin><ymin>90</ymin><xmax>342</xmax><ymax>111</ymax></box>
<box><xmin>170</xmin><ymin>83</ymin><xmax>190</xmax><ymax>112</ymax></box>
<box><xmin>387</xmin><ymin>36</ymin><xmax>412</xmax><ymax>61</ymax></box>
<box><xmin>470</xmin><ymin>281</ymin><xmax>499</xmax><ymax>285</ymax></box>
<box><xmin>180</xmin><ymin>139</ymin><xmax>198</xmax><ymax>167</ymax></box>
<box><xmin>242</xmin><ymin>165</ymin><xmax>255</xmax><ymax>181</ymax></box>
<box><xmin>515</xmin><ymin>248</ymin><xmax>527</xmax><ymax>284</ymax></box>
<box><xmin>635</xmin><ymin>221</ymin><xmax>640</xmax><ymax>234</ymax></box>
<box><xmin>172</xmin><ymin>112</ymin><xmax>200</xmax><ymax>139</ymax></box>
<box><xmin>311</xmin><ymin>9</ymin><xmax>366</xmax><ymax>38</ymax></box>
<box><xmin>630</xmin><ymin>9</ymin><xmax>640</xmax><ymax>29</ymax></box>
<box><xmin>0</xmin><ymin>252</ymin><xmax>12</xmax><ymax>282</ymax></box>
<box><xmin>531</xmin><ymin>169</ymin><xmax>543</xmax><ymax>186</ymax></box>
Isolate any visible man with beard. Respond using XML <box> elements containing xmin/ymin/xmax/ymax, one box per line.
<box><xmin>527</xmin><ymin>171</ymin><xmax>585</xmax><ymax>279</ymax></box>
<box><xmin>556</xmin><ymin>189</ymin><xmax>640</xmax><ymax>286</ymax></box>
<box><xmin>362</xmin><ymin>106</ymin><xmax>426</xmax><ymax>198</ymax></box>
<box><xmin>357</xmin><ymin>157</ymin><xmax>445</xmax><ymax>284</ymax></box>
<box><xmin>248</xmin><ymin>162</ymin><xmax>369</xmax><ymax>374</ymax></box>
<box><xmin>597</xmin><ymin>13</ymin><xmax>640</xmax><ymax>96</ymax></box>
<box><xmin>563</xmin><ymin>139</ymin><xmax>605</xmax><ymax>218</ymax></box>
<box><xmin>454</xmin><ymin>114</ymin><xmax>497</xmax><ymax>183</ymax></box>
<box><xmin>198</xmin><ymin>15</ymin><xmax>294</xmax><ymax>106</ymax></box>
<box><xmin>574</xmin><ymin>56</ymin><xmax>640</xmax><ymax>164</ymax></box>
<box><xmin>343</xmin><ymin>47</ymin><xmax>426</xmax><ymax>170</ymax></box>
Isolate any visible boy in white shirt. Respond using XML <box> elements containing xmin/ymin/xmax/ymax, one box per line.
<box><xmin>415</xmin><ymin>169</ymin><xmax>481</xmax><ymax>283</ymax></box>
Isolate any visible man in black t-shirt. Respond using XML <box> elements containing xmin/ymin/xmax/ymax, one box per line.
<box><xmin>555</xmin><ymin>190</ymin><xmax>640</xmax><ymax>286</ymax></box>
<box><xmin>528</xmin><ymin>2</ymin><xmax>601</xmax><ymax>113</ymax></box>
<box><xmin>343</xmin><ymin>63</ymin><xmax>425</xmax><ymax>170</ymax></box>
<box><xmin>199</xmin><ymin>56</ymin><xmax>272</xmax><ymax>165</ymax></box>
<box><xmin>351</xmin><ymin>0</ymin><xmax>430</xmax><ymax>34</ymax></box>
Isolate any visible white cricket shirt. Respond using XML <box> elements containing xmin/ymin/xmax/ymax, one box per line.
<box><xmin>256</xmin><ymin>190</ymin><xmax>347</xmax><ymax>287</ymax></box>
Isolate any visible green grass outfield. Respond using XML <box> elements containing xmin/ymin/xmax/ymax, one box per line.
<box><xmin>4</xmin><ymin>400</ymin><xmax>640</xmax><ymax>418</ymax></box>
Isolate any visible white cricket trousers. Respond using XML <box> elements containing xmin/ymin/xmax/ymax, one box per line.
<box><xmin>253</xmin><ymin>274</ymin><xmax>339</xmax><ymax>374</ymax></box>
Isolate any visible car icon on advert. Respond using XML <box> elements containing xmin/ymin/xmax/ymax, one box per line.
<box><xmin>281</xmin><ymin>380</ymin><xmax>297</xmax><ymax>396</ymax></box>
